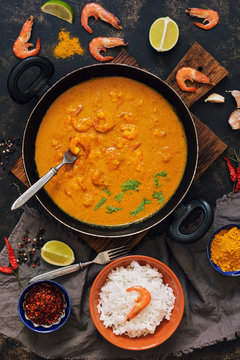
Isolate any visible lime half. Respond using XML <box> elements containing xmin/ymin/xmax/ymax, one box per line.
<box><xmin>41</xmin><ymin>0</ymin><xmax>74</xmax><ymax>23</ymax></box>
<box><xmin>149</xmin><ymin>17</ymin><xmax>179</xmax><ymax>52</ymax></box>
<box><xmin>41</xmin><ymin>240</ymin><xmax>75</xmax><ymax>266</ymax></box>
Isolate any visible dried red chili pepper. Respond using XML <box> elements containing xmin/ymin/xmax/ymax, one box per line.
<box><xmin>223</xmin><ymin>156</ymin><xmax>237</xmax><ymax>182</ymax></box>
<box><xmin>235</xmin><ymin>167</ymin><xmax>240</xmax><ymax>193</ymax></box>
<box><xmin>4</xmin><ymin>237</ymin><xmax>18</xmax><ymax>270</ymax></box>
<box><xmin>0</xmin><ymin>266</ymin><xmax>13</xmax><ymax>273</ymax></box>
<box><xmin>1</xmin><ymin>237</ymin><xmax>23</xmax><ymax>287</ymax></box>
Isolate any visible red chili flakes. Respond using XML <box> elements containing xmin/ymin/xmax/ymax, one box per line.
<box><xmin>23</xmin><ymin>284</ymin><xmax>65</xmax><ymax>326</ymax></box>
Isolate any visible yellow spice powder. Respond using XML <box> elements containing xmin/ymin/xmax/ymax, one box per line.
<box><xmin>54</xmin><ymin>29</ymin><xmax>84</xmax><ymax>59</ymax></box>
<box><xmin>210</xmin><ymin>227</ymin><xmax>240</xmax><ymax>272</ymax></box>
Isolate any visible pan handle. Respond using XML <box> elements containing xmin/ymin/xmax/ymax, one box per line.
<box><xmin>168</xmin><ymin>198</ymin><xmax>214</xmax><ymax>243</ymax></box>
<box><xmin>7</xmin><ymin>56</ymin><xmax>54</xmax><ymax>104</ymax></box>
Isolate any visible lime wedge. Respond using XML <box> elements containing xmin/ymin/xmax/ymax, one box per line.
<box><xmin>41</xmin><ymin>0</ymin><xmax>74</xmax><ymax>23</ymax></box>
<box><xmin>41</xmin><ymin>240</ymin><xmax>75</xmax><ymax>266</ymax></box>
<box><xmin>149</xmin><ymin>17</ymin><xmax>179</xmax><ymax>52</ymax></box>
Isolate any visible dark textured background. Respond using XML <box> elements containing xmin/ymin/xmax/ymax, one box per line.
<box><xmin>0</xmin><ymin>0</ymin><xmax>240</xmax><ymax>358</ymax></box>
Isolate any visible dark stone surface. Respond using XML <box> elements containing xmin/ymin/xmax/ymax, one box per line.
<box><xmin>0</xmin><ymin>0</ymin><xmax>240</xmax><ymax>358</ymax></box>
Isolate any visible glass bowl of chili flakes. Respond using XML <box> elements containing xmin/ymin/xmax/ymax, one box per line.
<box><xmin>18</xmin><ymin>280</ymin><xmax>71</xmax><ymax>333</ymax></box>
<box><xmin>207</xmin><ymin>223</ymin><xmax>240</xmax><ymax>277</ymax></box>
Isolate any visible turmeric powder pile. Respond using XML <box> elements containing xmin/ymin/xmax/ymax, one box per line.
<box><xmin>54</xmin><ymin>29</ymin><xmax>84</xmax><ymax>59</ymax></box>
<box><xmin>211</xmin><ymin>226</ymin><xmax>240</xmax><ymax>272</ymax></box>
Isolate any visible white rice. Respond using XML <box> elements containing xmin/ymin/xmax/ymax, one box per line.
<box><xmin>97</xmin><ymin>260</ymin><xmax>175</xmax><ymax>338</ymax></box>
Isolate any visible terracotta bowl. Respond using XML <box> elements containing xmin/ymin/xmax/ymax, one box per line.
<box><xmin>89</xmin><ymin>255</ymin><xmax>184</xmax><ymax>350</ymax></box>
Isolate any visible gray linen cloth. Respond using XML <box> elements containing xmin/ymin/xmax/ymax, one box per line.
<box><xmin>0</xmin><ymin>192</ymin><xmax>240</xmax><ymax>359</ymax></box>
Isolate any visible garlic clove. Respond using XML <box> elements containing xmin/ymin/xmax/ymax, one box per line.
<box><xmin>228</xmin><ymin>109</ymin><xmax>240</xmax><ymax>130</ymax></box>
<box><xmin>204</xmin><ymin>93</ymin><xmax>225</xmax><ymax>103</ymax></box>
<box><xmin>227</xmin><ymin>90</ymin><xmax>240</xmax><ymax>108</ymax></box>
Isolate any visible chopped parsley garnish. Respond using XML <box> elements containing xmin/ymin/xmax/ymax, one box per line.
<box><xmin>106</xmin><ymin>206</ymin><xmax>122</xmax><ymax>214</ymax></box>
<box><xmin>153</xmin><ymin>171</ymin><xmax>167</xmax><ymax>188</ymax></box>
<box><xmin>121</xmin><ymin>179</ymin><xmax>141</xmax><ymax>192</ymax></box>
<box><xmin>115</xmin><ymin>192</ymin><xmax>124</xmax><ymax>202</ymax></box>
<box><xmin>103</xmin><ymin>188</ymin><xmax>111</xmax><ymax>196</ymax></box>
<box><xmin>115</xmin><ymin>179</ymin><xmax>141</xmax><ymax>202</ymax></box>
<box><xmin>130</xmin><ymin>198</ymin><xmax>151</xmax><ymax>217</ymax></box>
<box><xmin>94</xmin><ymin>197</ymin><xmax>107</xmax><ymax>210</ymax></box>
<box><xmin>152</xmin><ymin>191</ymin><xmax>164</xmax><ymax>204</ymax></box>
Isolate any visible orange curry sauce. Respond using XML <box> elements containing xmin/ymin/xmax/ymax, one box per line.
<box><xmin>35</xmin><ymin>76</ymin><xmax>187</xmax><ymax>226</ymax></box>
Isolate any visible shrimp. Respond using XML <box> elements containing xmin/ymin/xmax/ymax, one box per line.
<box><xmin>91</xmin><ymin>169</ymin><xmax>107</xmax><ymax>186</ymax></box>
<box><xmin>69</xmin><ymin>134</ymin><xmax>90</xmax><ymax>158</ymax></box>
<box><xmin>81</xmin><ymin>2</ymin><xmax>122</xmax><ymax>34</ymax></box>
<box><xmin>176</xmin><ymin>67</ymin><xmax>215</xmax><ymax>92</ymax></box>
<box><xmin>89</xmin><ymin>37</ymin><xmax>127</xmax><ymax>62</ymax></box>
<box><xmin>185</xmin><ymin>8</ymin><xmax>219</xmax><ymax>30</ymax></box>
<box><xmin>92</xmin><ymin>110</ymin><xmax>115</xmax><ymax>132</ymax></box>
<box><xmin>120</xmin><ymin>124</ymin><xmax>137</xmax><ymax>140</ymax></box>
<box><xmin>13</xmin><ymin>16</ymin><xmax>40</xmax><ymax>59</ymax></box>
<box><xmin>69</xmin><ymin>105</ymin><xmax>92</xmax><ymax>132</ymax></box>
<box><xmin>125</xmin><ymin>286</ymin><xmax>151</xmax><ymax>321</ymax></box>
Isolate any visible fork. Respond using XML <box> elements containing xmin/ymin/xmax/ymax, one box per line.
<box><xmin>11</xmin><ymin>149</ymin><xmax>77</xmax><ymax>210</ymax></box>
<box><xmin>29</xmin><ymin>245</ymin><xmax>129</xmax><ymax>283</ymax></box>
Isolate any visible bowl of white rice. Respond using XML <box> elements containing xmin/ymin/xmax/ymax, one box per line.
<box><xmin>89</xmin><ymin>255</ymin><xmax>184</xmax><ymax>350</ymax></box>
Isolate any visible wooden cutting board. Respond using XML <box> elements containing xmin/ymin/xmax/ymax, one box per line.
<box><xmin>11</xmin><ymin>42</ymin><xmax>228</xmax><ymax>252</ymax></box>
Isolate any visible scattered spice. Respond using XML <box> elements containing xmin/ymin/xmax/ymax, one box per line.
<box><xmin>0</xmin><ymin>137</ymin><xmax>21</xmax><ymax>171</ymax></box>
<box><xmin>17</xmin><ymin>228</ymin><xmax>45</xmax><ymax>267</ymax></box>
<box><xmin>211</xmin><ymin>227</ymin><xmax>240</xmax><ymax>272</ymax></box>
<box><xmin>54</xmin><ymin>29</ymin><xmax>84</xmax><ymax>59</ymax></box>
<box><xmin>23</xmin><ymin>283</ymin><xmax>65</xmax><ymax>327</ymax></box>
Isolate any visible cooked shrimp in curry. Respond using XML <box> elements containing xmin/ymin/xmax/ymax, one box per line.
<box><xmin>35</xmin><ymin>76</ymin><xmax>187</xmax><ymax>226</ymax></box>
<box><xmin>13</xmin><ymin>16</ymin><xmax>40</xmax><ymax>59</ymax></box>
<box><xmin>89</xmin><ymin>37</ymin><xmax>127</xmax><ymax>62</ymax></box>
<box><xmin>69</xmin><ymin>105</ymin><xmax>92</xmax><ymax>132</ymax></box>
<box><xmin>69</xmin><ymin>134</ymin><xmax>90</xmax><ymax>157</ymax></box>
<box><xmin>176</xmin><ymin>67</ymin><xmax>215</xmax><ymax>92</ymax></box>
<box><xmin>81</xmin><ymin>2</ymin><xmax>123</xmax><ymax>34</ymax></box>
<box><xmin>185</xmin><ymin>8</ymin><xmax>219</xmax><ymax>30</ymax></box>
<box><xmin>126</xmin><ymin>286</ymin><xmax>151</xmax><ymax>321</ymax></box>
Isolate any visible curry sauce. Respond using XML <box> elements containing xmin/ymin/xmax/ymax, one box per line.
<box><xmin>35</xmin><ymin>76</ymin><xmax>187</xmax><ymax>226</ymax></box>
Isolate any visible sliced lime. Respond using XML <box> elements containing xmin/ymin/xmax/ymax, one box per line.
<box><xmin>41</xmin><ymin>0</ymin><xmax>74</xmax><ymax>23</ymax></box>
<box><xmin>149</xmin><ymin>16</ymin><xmax>179</xmax><ymax>52</ymax></box>
<box><xmin>41</xmin><ymin>240</ymin><xmax>75</xmax><ymax>266</ymax></box>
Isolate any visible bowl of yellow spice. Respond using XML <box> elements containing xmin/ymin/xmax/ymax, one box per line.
<box><xmin>207</xmin><ymin>224</ymin><xmax>240</xmax><ymax>276</ymax></box>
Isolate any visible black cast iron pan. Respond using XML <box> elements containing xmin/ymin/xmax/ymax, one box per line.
<box><xmin>8</xmin><ymin>56</ymin><xmax>200</xmax><ymax>238</ymax></box>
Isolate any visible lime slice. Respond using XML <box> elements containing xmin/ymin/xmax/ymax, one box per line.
<box><xmin>149</xmin><ymin>17</ymin><xmax>179</xmax><ymax>52</ymax></box>
<box><xmin>41</xmin><ymin>0</ymin><xmax>74</xmax><ymax>23</ymax></box>
<box><xmin>41</xmin><ymin>240</ymin><xmax>75</xmax><ymax>266</ymax></box>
